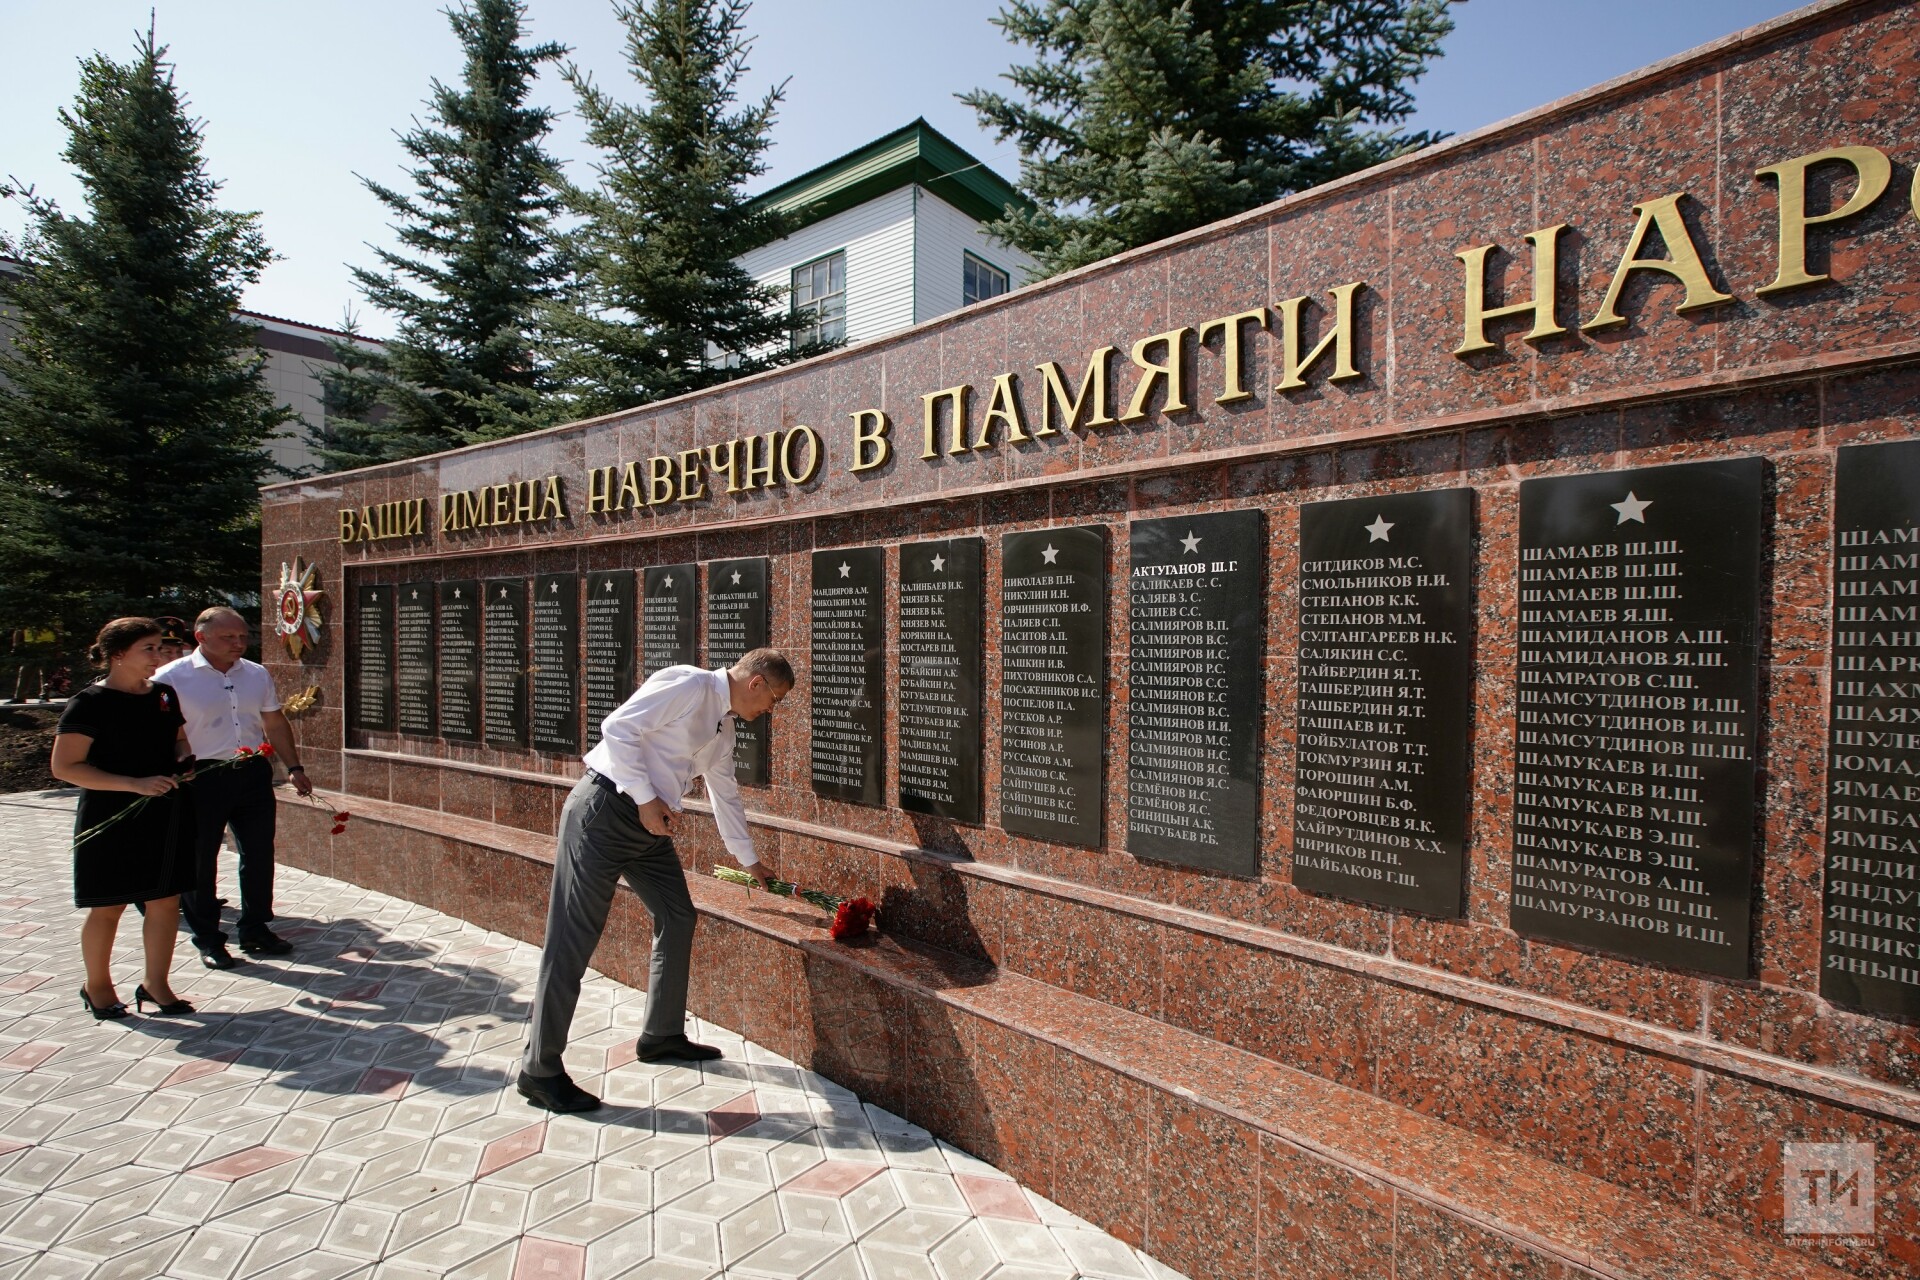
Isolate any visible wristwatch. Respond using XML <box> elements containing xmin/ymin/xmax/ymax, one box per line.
<box><xmin>287</xmin><ymin>765</ymin><xmax>306</xmax><ymax>774</ymax></box>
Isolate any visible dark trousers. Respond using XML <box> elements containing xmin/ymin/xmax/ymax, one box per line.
<box><xmin>523</xmin><ymin>774</ymin><xmax>697</xmax><ymax>1078</ymax></box>
<box><xmin>181</xmin><ymin>756</ymin><xmax>277</xmax><ymax>948</ymax></box>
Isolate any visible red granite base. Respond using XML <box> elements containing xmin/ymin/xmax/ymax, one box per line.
<box><xmin>280</xmin><ymin>793</ymin><xmax>1869</xmax><ymax>1280</ymax></box>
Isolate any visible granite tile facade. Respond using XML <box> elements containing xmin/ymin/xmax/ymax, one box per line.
<box><xmin>260</xmin><ymin>5</ymin><xmax>1920</xmax><ymax>1277</ymax></box>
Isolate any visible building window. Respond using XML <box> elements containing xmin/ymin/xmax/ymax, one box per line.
<box><xmin>792</xmin><ymin>252</ymin><xmax>846</xmax><ymax>349</ymax></box>
<box><xmin>963</xmin><ymin>253</ymin><xmax>1009</xmax><ymax>306</ymax></box>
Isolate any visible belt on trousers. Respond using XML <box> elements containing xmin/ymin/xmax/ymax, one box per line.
<box><xmin>584</xmin><ymin>769</ymin><xmax>626</xmax><ymax>798</ymax></box>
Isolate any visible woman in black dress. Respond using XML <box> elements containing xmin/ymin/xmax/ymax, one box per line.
<box><xmin>51</xmin><ymin>618</ymin><xmax>198</xmax><ymax>1019</ymax></box>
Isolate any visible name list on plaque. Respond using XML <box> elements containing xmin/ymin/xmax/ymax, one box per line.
<box><xmin>707</xmin><ymin>558</ymin><xmax>770</xmax><ymax>785</ymax></box>
<box><xmin>395</xmin><ymin>583</ymin><xmax>437</xmax><ymax>737</ymax></box>
<box><xmin>1128</xmin><ymin>510</ymin><xmax>1265</xmax><ymax>875</ymax></box>
<box><xmin>437</xmin><ymin>581</ymin><xmax>482</xmax><ymax>742</ymax></box>
<box><xmin>352</xmin><ymin>584</ymin><xmax>395</xmax><ymax>733</ymax></box>
<box><xmin>483</xmin><ymin>579</ymin><xmax>528</xmax><ymax>748</ymax></box>
<box><xmin>1511</xmin><ymin>458</ymin><xmax>1763</xmax><ymax>978</ymax></box>
<box><xmin>1822</xmin><ymin>439</ymin><xmax>1920</xmax><ymax>1017</ymax></box>
<box><xmin>584</xmin><ymin>570</ymin><xmax>636</xmax><ymax>749</ymax></box>
<box><xmin>643</xmin><ymin>564</ymin><xmax>697</xmax><ymax>674</ymax></box>
<box><xmin>811</xmin><ymin>547</ymin><xmax>885</xmax><ymax>804</ymax></box>
<box><xmin>530</xmin><ymin>573</ymin><xmax>580</xmax><ymax>753</ymax></box>
<box><xmin>1000</xmin><ymin>527</ymin><xmax>1107</xmax><ymax>847</ymax></box>
<box><xmin>1293</xmin><ymin>490</ymin><xmax>1474</xmax><ymax>915</ymax></box>
<box><xmin>899</xmin><ymin>538</ymin><xmax>983</xmax><ymax>823</ymax></box>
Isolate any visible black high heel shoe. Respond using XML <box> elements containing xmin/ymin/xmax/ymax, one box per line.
<box><xmin>134</xmin><ymin>985</ymin><xmax>194</xmax><ymax>1016</ymax></box>
<box><xmin>79</xmin><ymin>987</ymin><xmax>129</xmax><ymax>1020</ymax></box>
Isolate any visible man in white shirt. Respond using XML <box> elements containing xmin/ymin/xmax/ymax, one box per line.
<box><xmin>156</xmin><ymin>607</ymin><xmax>313</xmax><ymax>969</ymax></box>
<box><xmin>518</xmin><ymin>648</ymin><xmax>794</xmax><ymax>1114</ymax></box>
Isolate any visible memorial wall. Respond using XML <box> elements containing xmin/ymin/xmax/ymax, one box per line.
<box><xmin>264</xmin><ymin>4</ymin><xmax>1920</xmax><ymax>1277</ymax></box>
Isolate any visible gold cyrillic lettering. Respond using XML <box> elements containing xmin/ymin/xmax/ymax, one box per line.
<box><xmin>706</xmin><ymin>439</ymin><xmax>741</xmax><ymax>494</ymax></box>
<box><xmin>1583</xmin><ymin>193</ymin><xmax>1733</xmax><ymax>330</ymax></box>
<box><xmin>1754</xmin><ymin>146</ymin><xmax>1891</xmax><ymax>295</ymax></box>
<box><xmin>343</xmin><ymin>508</ymin><xmax>360</xmax><ymax>542</ymax></box>
<box><xmin>781</xmin><ymin>425</ymin><xmax>822</xmax><ymax>484</ymax></box>
<box><xmin>460</xmin><ymin>489</ymin><xmax>484</xmax><ymax>531</ymax></box>
<box><xmin>1454</xmin><ymin>225</ymin><xmax>1568</xmax><ymax>355</ymax></box>
<box><xmin>973</xmin><ymin>373</ymin><xmax>1030</xmax><ymax>449</ymax></box>
<box><xmin>677</xmin><ymin>450</ymin><xmax>706</xmax><ymax>502</ymax></box>
<box><xmin>1120</xmin><ymin>327</ymin><xmax>1190</xmax><ymax>423</ymax></box>
<box><xmin>849</xmin><ymin>410</ymin><xmax>891</xmax><ymax>473</ymax></box>
<box><xmin>1035</xmin><ymin>347</ymin><xmax>1114</xmax><ymax>435</ymax></box>
<box><xmin>538</xmin><ymin>475</ymin><xmax>564</xmax><ymax>521</ymax></box>
<box><xmin>744</xmin><ymin>431</ymin><xmax>778</xmax><ymax>490</ymax></box>
<box><xmin>1276</xmin><ymin>282</ymin><xmax>1365</xmax><ymax>390</ymax></box>
<box><xmin>586</xmin><ymin>465</ymin><xmax>614</xmax><ymax>515</ymax></box>
<box><xmin>1196</xmin><ymin>308</ymin><xmax>1268</xmax><ymax>404</ymax></box>
<box><xmin>647</xmin><ymin>455</ymin><xmax>673</xmax><ymax>505</ymax></box>
<box><xmin>617</xmin><ymin>462</ymin><xmax>642</xmax><ymax>511</ymax></box>
<box><xmin>922</xmin><ymin>385</ymin><xmax>971</xmax><ymax>458</ymax></box>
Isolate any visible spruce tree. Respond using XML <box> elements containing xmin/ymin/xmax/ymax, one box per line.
<box><xmin>964</xmin><ymin>0</ymin><xmax>1454</xmax><ymax>276</ymax></box>
<box><xmin>542</xmin><ymin>0</ymin><xmax>830</xmax><ymax>421</ymax></box>
<box><xmin>333</xmin><ymin>0</ymin><xmax>566</xmax><ymax>460</ymax></box>
<box><xmin>0</xmin><ymin>27</ymin><xmax>289</xmax><ymax>640</ymax></box>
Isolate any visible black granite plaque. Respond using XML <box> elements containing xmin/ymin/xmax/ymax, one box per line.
<box><xmin>1128</xmin><ymin>510</ymin><xmax>1265</xmax><ymax>875</ymax></box>
<box><xmin>643</xmin><ymin>564</ymin><xmax>697</xmax><ymax>674</ymax></box>
<box><xmin>1293</xmin><ymin>491</ymin><xmax>1474</xmax><ymax>914</ymax></box>
<box><xmin>351</xmin><ymin>584</ymin><xmax>396</xmax><ymax>733</ymax></box>
<box><xmin>395</xmin><ymin>582</ymin><xmax>436</xmax><ymax>737</ymax></box>
<box><xmin>437</xmin><ymin>581</ymin><xmax>482</xmax><ymax>743</ymax></box>
<box><xmin>1822</xmin><ymin>440</ymin><xmax>1920</xmax><ymax>1016</ymax></box>
<box><xmin>530</xmin><ymin>573</ymin><xmax>580</xmax><ymax>754</ymax></box>
<box><xmin>707</xmin><ymin>558</ymin><xmax>770</xmax><ymax>785</ymax></box>
<box><xmin>1000</xmin><ymin>527</ymin><xmax>1107</xmax><ymax>847</ymax></box>
<box><xmin>900</xmin><ymin>538</ymin><xmax>984</xmax><ymax>823</ymax></box>
<box><xmin>584</xmin><ymin>570</ymin><xmax>636</xmax><ymax>750</ymax></box>
<box><xmin>1511</xmin><ymin>459</ymin><xmax>1763</xmax><ymax>978</ymax></box>
<box><xmin>483</xmin><ymin>579</ymin><xmax>528</xmax><ymax>748</ymax></box>
<box><xmin>811</xmin><ymin>547</ymin><xmax>885</xmax><ymax>804</ymax></box>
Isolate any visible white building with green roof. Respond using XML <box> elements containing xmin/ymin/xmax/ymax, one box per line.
<box><xmin>739</xmin><ymin>119</ymin><xmax>1037</xmax><ymax>350</ymax></box>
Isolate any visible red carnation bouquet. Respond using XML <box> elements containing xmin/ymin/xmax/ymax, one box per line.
<box><xmin>70</xmin><ymin>741</ymin><xmax>286</xmax><ymax>850</ymax></box>
<box><xmin>712</xmin><ymin>866</ymin><xmax>878</xmax><ymax>942</ymax></box>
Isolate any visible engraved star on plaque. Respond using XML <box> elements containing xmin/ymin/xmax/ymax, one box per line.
<box><xmin>838</xmin><ymin>561</ymin><xmax>851</xmax><ymax>578</ymax></box>
<box><xmin>663</xmin><ymin>575</ymin><xmax>673</xmax><ymax>589</ymax></box>
<box><xmin>1365</xmin><ymin>515</ymin><xmax>1394</xmax><ymax>542</ymax></box>
<box><xmin>1041</xmin><ymin>543</ymin><xmax>1059</xmax><ymax>564</ymax></box>
<box><xmin>931</xmin><ymin>554</ymin><xmax>946</xmax><ymax>572</ymax></box>
<box><xmin>603</xmin><ymin>579</ymin><xmax>614</xmax><ymax>592</ymax></box>
<box><xmin>731</xmin><ymin>570</ymin><xmax>742</xmax><ymax>584</ymax></box>
<box><xmin>1610</xmin><ymin>491</ymin><xmax>1652</xmax><ymax>524</ymax></box>
<box><xmin>1180</xmin><ymin>531</ymin><xmax>1202</xmax><ymax>554</ymax></box>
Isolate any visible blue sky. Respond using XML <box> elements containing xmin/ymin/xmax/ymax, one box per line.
<box><xmin>1</xmin><ymin>0</ymin><xmax>1807</xmax><ymax>336</ymax></box>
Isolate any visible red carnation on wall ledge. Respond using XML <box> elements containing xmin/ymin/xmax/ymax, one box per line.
<box><xmin>713</xmin><ymin>868</ymin><xmax>878</xmax><ymax>942</ymax></box>
<box><xmin>829</xmin><ymin>897</ymin><xmax>877</xmax><ymax>941</ymax></box>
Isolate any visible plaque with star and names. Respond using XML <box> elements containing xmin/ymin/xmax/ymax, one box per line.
<box><xmin>899</xmin><ymin>537</ymin><xmax>984</xmax><ymax>823</ymax></box>
<box><xmin>530</xmin><ymin>572</ymin><xmax>581</xmax><ymax>754</ymax></box>
<box><xmin>437</xmin><ymin>581</ymin><xmax>482</xmax><ymax>743</ymax></box>
<box><xmin>583</xmin><ymin>569</ymin><xmax>636</xmax><ymax>750</ymax></box>
<box><xmin>1292</xmin><ymin>491</ymin><xmax>1473</xmax><ymax>913</ymax></box>
<box><xmin>395</xmin><ymin>582</ymin><xmax>437</xmax><ymax>737</ymax></box>
<box><xmin>999</xmin><ymin>527</ymin><xmax>1108</xmax><ymax>847</ymax></box>
<box><xmin>1511</xmin><ymin>458</ymin><xmax>1763</xmax><ymax>978</ymax></box>
<box><xmin>811</xmin><ymin>547</ymin><xmax>885</xmax><ymax>805</ymax></box>
<box><xmin>706</xmin><ymin>558</ymin><xmax>771</xmax><ymax>785</ymax></box>
<box><xmin>351</xmin><ymin>583</ymin><xmax>396</xmax><ymax>733</ymax></box>
<box><xmin>1821</xmin><ymin>439</ymin><xmax>1920</xmax><ymax>1018</ymax></box>
<box><xmin>643</xmin><ymin>564</ymin><xmax>697</xmax><ymax>675</ymax></box>
<box><xmin>483</xmin><ymin>579</ymin><xmax>528</xmax><ymax>748</ymax></box>
<box><xmin>1127</xmin><ymin>510</ymin><xmax>1266</xmax><ymax>875</ymax></box>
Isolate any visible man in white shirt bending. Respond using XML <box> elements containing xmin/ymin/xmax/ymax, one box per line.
<box><xmin>156</xmin><ymin>607</ymin><xmax>313</xmax><ymax>969</ymax></box>
<box><xmin>517</xmin><ymin>648</ymin><xmax>793</xmax><ymax>1113</ymax></box>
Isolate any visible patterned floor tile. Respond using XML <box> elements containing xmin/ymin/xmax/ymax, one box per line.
<box><xmin>0</xmin><ymin>793</ymin><xmax>1182</xmax><ymax>1280</ymax></box>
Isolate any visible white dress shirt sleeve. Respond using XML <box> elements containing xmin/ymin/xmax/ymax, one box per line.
<box><xmin>594</xmin><ymin>675</ymin><xmax>704</xmax><ymax>806</ymax></box>
<box><xmin>700</xmin><ymin>739</ymin><xmax>759</xmax><ymax>867</ymax></box>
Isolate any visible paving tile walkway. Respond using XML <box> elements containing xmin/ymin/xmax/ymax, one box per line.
<box><xmin>0</xmin><ymin>791</ymin><xmax>1183</xmax><ymax>1280</ymax></box>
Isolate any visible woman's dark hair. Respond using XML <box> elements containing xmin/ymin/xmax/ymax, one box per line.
<box><xmin>87</xmin><ymin>617</ymin><xmax>162</xmax><ymax>667</ymax></box>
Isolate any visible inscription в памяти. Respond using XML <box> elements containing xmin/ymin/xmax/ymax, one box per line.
<box><xmin>643</xmin><ymin>564</ymin><xmax>697</xmax><ymax>675</ymax></box>
<box><xmin>899</xmin><ymin>538</ymin><xmax>983</xmax><ymax>823</ymax></box>
<box><xmin>1293</xmin><ymin>491</ymin><xmax>1473</xmax><ymax>915</ymax></box>
<box><xmin>811</xmin><ymin>548</ymin><xmax>885</xmax><ymax>805</ymax></box>
<box><xmin>438</xmin><ymin>581</ymin><xmax>482</xmax><ymax>743</ymax></box>
<box><xmin>584</xmin><ymin>570</ymin><xmax>636</xmax><ymax>750</ymax></box>
<box><xmin>352</xmin><ymin>585</ymin><xmax>395</xmax><ymax>733</ymax></box>
<box><xmin>483</xmin><ymin>580</ymin><xmax>528</xmax><ymax>748</ymax></box>
<box><xmin>1823</xmin><ymin>439</ymin><xmax>1920</xmax><ymax>1018</ymax></box>
<box><xmin>1128</xmin><ymin>511</ymin><xmax>1264</xmax><ymax>876</ymax></box>
<box><xmin>707</xmin><ymin>559</ymin><xmax>770</xmax><ymax>785</ymax></box>
<box><xmin>395</xmin><ymin>583</ymin><xmax>436</xmax><ymax>737</ymax></box>
<box><xmin>530</xmin><ymin>573</ymin><xmax>580</xmax><ymax>754</ymax></box>
<box><xmin>1511</xmin><ymin>459</ymin><xmax>1762</xmax><ymax>979</ymax></box>
<box><xmin>1000</xmin><ymin>528</ymin><xmax>1107</xmax><ymax>847</ymax></box>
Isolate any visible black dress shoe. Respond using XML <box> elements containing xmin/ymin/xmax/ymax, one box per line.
<box><xmin>516</xmin><ymin>1071</ymin><xmax>601</xmax><ymax>1113</ymax></box>
<box><xmin>134</xmin><ymin>985</ymin><xmax>194</xmax><ymax>1016</ymax></box>
<box><xmin>198</xmin><ymin>945</ymin><xmax>240</xmax><ymax>970</ymax></box>
<box><xmin>238</xmin><ymin>929</ymin><xmax>293</xmax><ymax>956</ymax></box>
<box><xmin>636</xmin><ymin>1034</ymin><xmax>723</xmax><ymax>1063</ymax></box>
<box><xmin>79</xmin><ymin>987</ymin><xmax>129</xmax><ymax>1020</ymax></box>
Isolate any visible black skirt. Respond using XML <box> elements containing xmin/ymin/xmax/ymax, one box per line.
<box><xmin>59</xmin><ymin>683</ymin><xmax>198</xmax><ymax>908</ymax></box>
